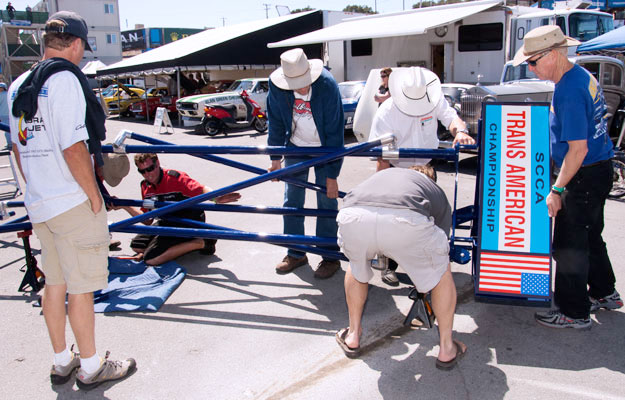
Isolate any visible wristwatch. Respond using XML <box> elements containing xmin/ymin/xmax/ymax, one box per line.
<box><xmin>458</xmin><ymin>128</ymin><xmax>469</xmax><ymax>134</ymax></box>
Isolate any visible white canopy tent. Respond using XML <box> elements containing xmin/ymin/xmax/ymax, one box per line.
<box><xmin>81</xmin><ymin>60</ymin><xmax>107</xmax><ymax>77</ymax></box>
<box><xmin>268</xmin><ymin>0</ymin><xmax>501</xmax><ymax>47</ymax></box>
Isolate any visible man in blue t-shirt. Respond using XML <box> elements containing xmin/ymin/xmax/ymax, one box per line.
<box><xmin>514</xmin><ymin>26</ymin><xmax>622</xmax><ymax>330</ymax></box>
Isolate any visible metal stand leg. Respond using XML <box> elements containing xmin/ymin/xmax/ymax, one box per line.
<box><xmin>17</xmin><ymin>230</ymin><xmax>44</xmax><ymax>292</ymax></box>
<box><xmin>404</xmin><ymin>288</ymin><xmax>435</xmax><ymax>328</ymax></box>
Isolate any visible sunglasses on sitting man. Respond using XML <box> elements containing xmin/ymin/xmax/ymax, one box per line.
<box><xmin>138</xmin><ymin>163</ymin><xmax>157</xmax><ymax>174</ymax></box>
<box><xmin>380</xmin><ymin>74</ymin><xmax>388</xmax><ymax>78</ymax></box>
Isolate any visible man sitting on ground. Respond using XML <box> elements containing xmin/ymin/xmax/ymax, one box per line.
<box><xmin>335</xmin><ymin>164</ymin><xmax>466</xmax><ymax>370</ymax></box>
<box><xmin>117</xmin><ymin>153</ymin><xmax>240</xmax><ymax>265</ymax></box>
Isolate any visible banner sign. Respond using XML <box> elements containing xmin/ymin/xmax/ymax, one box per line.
<box><xmin>476</xmin><ymin>103</ymin><xmax>552</xmax><ymax>302</ymax></box>
<box><xmin>121</xmin><ymin>29</ymin><xmax>146</xmax><ymax>51</ymax></box>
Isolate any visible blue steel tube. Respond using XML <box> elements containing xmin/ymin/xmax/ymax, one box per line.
<box><xmin>109</xmin><ymin>198</ymin><xmax>338</xmax><ymax>218</ymax></box>
<box><xmin>113</xmin><ymin>133</ymin><xmax>345</xmax><ymax>198</ymax></box>
<box><xmin>133</xmin><ymin>216</ymin><xmax>347</xmax><ymax>261</ymax></box>
<box><xmin>110</xmin><ymin>136</ymin><xmax>394</xmax><ymax>231</ymax></box>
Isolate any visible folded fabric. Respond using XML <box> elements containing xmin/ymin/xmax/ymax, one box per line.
<box><xmin>93</xmin><ymin>257</ymin><xmax>186</xmax><ymax>313</ymax></box>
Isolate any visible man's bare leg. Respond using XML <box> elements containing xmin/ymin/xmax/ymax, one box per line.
<box><xmin>42</xmin><ymin>284</ymin><xmax>68</xmax><ymax>353</ymax></box>
<box><xmin>68</xmin><ymin>292</ymin><xmax>97</xmax><ymax>358</ymax></box>
<box><xmin>430</xmin><ymin>265</ymin><xmax>465</xmax><ymax>362</ymax></box>
<box><xmin>144</xmin><ymin>238</ymin><xmax>205</xmax><ymax>266</ymax></box>
<box><xmin>344</xmin><ymin>266</ymin><xmax>368</xmax><ymax>349</ymax></box>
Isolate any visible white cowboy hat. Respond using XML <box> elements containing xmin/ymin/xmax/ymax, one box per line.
<box><xmin>388</xmin><ymin>67</ymin><xmax>442</xmax><ymax>117</ymax></box>
<box><xmin>270</xmin><ymin>48</ymin><xmax>324</xmax><ymax>90</ymax></box>
<box><xmin>513</xmin><ymin>25</ymin><xmax>580</xmax><ymax>66</ymax></box>
<box><xmin>101</xmin><ymin>151</ymin><xmax>129</xmax><ymax>187</ymax></box>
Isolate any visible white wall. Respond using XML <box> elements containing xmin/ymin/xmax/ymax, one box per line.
<box><xmin>343</xmin><ymin>9</ymin><xmax>507</xmax><ymax>84</ymax></box>
<box><xmin>48</xmin><ymin>0</ymin><xmax>122</xmax><ymax>67</ymax></box>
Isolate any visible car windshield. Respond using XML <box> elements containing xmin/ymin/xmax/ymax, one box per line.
<box><xmin>101</xmin><ymin>86</ymin><xmax>117</xmax><ymax>97</ymax></box>
<box><xmin>502</xmin><ymin>63</ymin><xmax>539</xmax><ymax>83</ymax></box>
<box><xmin>339</xmin><ymin>83</ymin><xmax>364</xmax><ymax>100</ymax></box>
<box><xmin>568</xmin><ymin>13</ymin><xmax>613</xmax><ymax>42</ymax></box>
<box><xmin>228</xmin><ymin>80</ymin><xmax>254</xmax><ymax>92</ymax></box>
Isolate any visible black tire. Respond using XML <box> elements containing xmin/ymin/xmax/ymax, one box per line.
<box><xmin>253</xmin><ymin>117</ymin><xmax>268</xmax><ymax>133</ymax></box>
<box><xmin>609</xmin><ymin>155</ymin><xmax>625</xmax><ymax>199</ymax></box>
<box><xmin>202</xmin><ymin>119</ymin><xmax>223</xmax><ymax>136</ymax></box>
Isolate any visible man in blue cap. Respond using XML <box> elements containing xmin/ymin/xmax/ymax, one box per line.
<box><xmin>8</xmin><ymin>11</ymin><xmax>135</xmax><ymax>390</ymax></box>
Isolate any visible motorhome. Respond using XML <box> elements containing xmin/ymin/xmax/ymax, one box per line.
<box><xmin>268</xmin><ymin>0</ymin><xmax>614</xmax><ymax>85</ymax></box>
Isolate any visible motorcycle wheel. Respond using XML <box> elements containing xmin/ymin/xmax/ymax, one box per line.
<box><xmin>608</xmin><ymin>154</ymin><xmax>625</xmax><ymax>199</ymax></box>
<box><xmin>202</xmin><ymin>119</ymin><xmax>223</xmax><ymax>136</ymax></box>
<box><xmin>254</xmin><ymin>117</ymin><xmax>268</xmax><ymax>133</ymax></box>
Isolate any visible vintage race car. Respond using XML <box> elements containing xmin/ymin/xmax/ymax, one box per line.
<box><xmin>130</xmin><ymin>87</ymin><xmax>178</xmax><ymax>118</ymax></box>
<box><xmin>175</xmin><ymin>78</ymin><xmax>269</xmax><ymax>127</ymax></box>
<box><xmin>339</xmin><ymin>80</ymin><xmax>366</xmax><ymax>130</ymax></box>
<box><xmin>101</xmin><ymin>83</ymin><xmax>145</xmax><ymax>116</ymax></box>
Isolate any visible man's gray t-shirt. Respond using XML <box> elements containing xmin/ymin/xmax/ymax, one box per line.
<box><xmin>342</xmin><ymin>168</ymin><xmax>452</xmax><ymax>237</ymax></box>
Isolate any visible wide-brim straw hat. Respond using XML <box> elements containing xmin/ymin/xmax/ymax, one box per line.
<box><xmin>101</xmin><ymin>151</ymin><xmax>130</xmax><ymax>187</ymax></box>
<box><xmin>513</xmin><ymin>25</ymin><xmax>580</xmax><ymax>66</ymax></box>
<box><xmin>270</xmin><ymin>48</ymin><xmax>323</xmax><ymax>90</ymax></box>
<box><xmin>388</xmin><ymin>67</ymin><xmax>442</xmax><ymax>117</ymax></box>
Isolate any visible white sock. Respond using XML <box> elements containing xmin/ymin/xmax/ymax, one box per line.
<box><xmin>80</xmin><ymin>353</ymin><xmax>101</xmax><ymax>375</ymax></box>
<box><xmin>54</xmin><ymin>348</ymin><xmax>71</xmax><ymax>366</ymax></box>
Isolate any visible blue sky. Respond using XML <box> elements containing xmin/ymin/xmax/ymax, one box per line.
<box><xmin>8</xmin><ymin>1</ymin><xmax>414</xmax><ymax>29</ymax></box>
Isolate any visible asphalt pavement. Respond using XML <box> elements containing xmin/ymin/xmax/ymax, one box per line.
<box><xmin>0</xmin><ymin>117</ymin><xmax>624</xmax><ymax>399</ymax></box>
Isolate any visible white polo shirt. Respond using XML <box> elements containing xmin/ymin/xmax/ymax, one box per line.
<box><xmin>369</xmin><ymin>97</ymin><xmax>458</xmax><ymax>168</ymax></box>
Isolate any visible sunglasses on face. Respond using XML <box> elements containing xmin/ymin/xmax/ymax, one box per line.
<box><xmin>138</xmin><ymin>163</ymin><xmax>157</xmax><ymax>174</ymax></box>
<box><xmin>527</xmin><ymin>51</ymin><xmax>550</xmax><ymax>67</ymax></box>
<box><xmin>380</xmin><ymin>74</ymin><xmax>388</xmax><ymax>78</ymax></box>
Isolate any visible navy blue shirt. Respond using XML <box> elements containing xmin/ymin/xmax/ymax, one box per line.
<box><xmin>549</xmin><ymin>64</ymin><xmax>613</xmax><ymax>167</ymax></box>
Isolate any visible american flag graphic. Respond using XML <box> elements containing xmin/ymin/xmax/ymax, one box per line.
<box><xmin>478</xmin><ymin>252</ymin><xmax>550</xmax><ymax>296</ymax></box>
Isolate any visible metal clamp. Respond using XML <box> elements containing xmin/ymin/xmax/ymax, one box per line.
<box><xmin>142</xmin><ymin>199</ymin><xmax>156</xmax><ymax>209</ymax></box>
<box><xmin>0</xmin><ymin>201</ymin><xmax>7</xmax><ymax>219</ymax></box>
<box><xmin>113</xmin><ymin>130</ymin><xmax>131</xmax><ymax>150</ymax></box>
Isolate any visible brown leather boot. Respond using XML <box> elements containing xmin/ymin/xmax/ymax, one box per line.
<box><xmin>275</xmin><ymin>255</ymin><xmax>308</xmax><ymax>274</ymax></box>
<box><xmin>314</xmin><ymin>259</ymin><xmax>341</xmax><ymax>279</ymax></box>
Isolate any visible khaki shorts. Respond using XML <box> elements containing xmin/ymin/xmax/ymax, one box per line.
<box><xmin>337</xmin><ymin>206</ymin><xmax>449</xmax><ymax>293</ymax></box>
<box><xmin>33</xmin><ymin>200</ymin><xmax>109</xmax><ymax>294</ymax></box>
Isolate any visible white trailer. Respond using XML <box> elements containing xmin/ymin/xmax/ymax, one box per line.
<box><xmin>269</xmin><ymin>0</ymin><xmax>614</xmax><ymax>85</ymax></box>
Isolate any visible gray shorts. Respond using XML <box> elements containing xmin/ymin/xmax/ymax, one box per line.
<box><xmin>337</xmin><ymin>206</ymin><xmax>449</xmax><ymax>293</ymax></box>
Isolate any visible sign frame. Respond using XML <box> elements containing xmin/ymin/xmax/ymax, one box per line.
<box><xmin>474</xmin><ymin>102</ymin><xmax>552</xmax><ymax>306</ymax></box>
<box><xmin>153</xmin><ymin>107</ymin><xmax>174</xmax><ymax>134</ymax></box>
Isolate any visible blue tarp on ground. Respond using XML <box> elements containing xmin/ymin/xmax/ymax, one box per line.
<box><xmin>93</xmin><ymin>257</ymin><xmax>186</xmax><ymax>313</ymax></box>
<box><xmin>577</xmin><ymin>25</ymin><xmax>625</xmax><ymax>53</ymax></box>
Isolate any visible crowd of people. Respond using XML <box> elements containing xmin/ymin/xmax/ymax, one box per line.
<box><xmin>2</xmin><ymin>7</ymin><xmax>622</xmax><ymax>390</ymax></box>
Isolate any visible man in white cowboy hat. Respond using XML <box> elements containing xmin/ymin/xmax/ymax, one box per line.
<box><xmin>368</xmin><ymin>66</ymin><xmax>475</xmax><ymax>286</ymax></box>
<box><xmin>335</xmin><ymin>164</ymin><xmax>467</xmax><ymax>369</ymax></box>
<box><xmin>267</xmin><ymin>48</ymin><xmax>344</xmax><ymax>279</ymax></box>
<box><xmin>513</xmin><ymin>25</ymin><xmax>622</xmax><ymax>329</ymax></box>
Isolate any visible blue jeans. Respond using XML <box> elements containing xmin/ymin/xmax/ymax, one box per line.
<box><xmin>283</xmin><ymin>155</ymin><xmax>338</xmax><ymax>260</ymax></box>
<box><xmin>553</xmin><ymin>159</ymin><xmax>616</xmax><ymax>319</ymax></box>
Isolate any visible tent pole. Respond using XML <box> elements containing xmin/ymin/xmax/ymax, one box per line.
<box><xmin>145</xmin><ymin>73</ymin><xmax>150</xmax><ymax>123</ymax></box>
<box><xmin>177</xmin><ymin>68</ymin><xmax>181</xmax><ymax>126</ymax></box>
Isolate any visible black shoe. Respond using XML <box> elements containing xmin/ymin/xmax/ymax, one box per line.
<box><xmin>200</xmin><ymin>239</ymin><xmax>216</xmax><ymax>255</ymax></box>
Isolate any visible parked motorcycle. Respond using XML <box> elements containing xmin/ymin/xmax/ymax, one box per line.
<box><xmin>200</xmin><ymin>90</ymin><xmax>267</xmax><ymax>136</ymax></box>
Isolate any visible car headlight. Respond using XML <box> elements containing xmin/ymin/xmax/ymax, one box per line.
<box><xmin>193</xmin><ymin>103</ymin><xmax>198</xmax><ymax>110</ymax></box>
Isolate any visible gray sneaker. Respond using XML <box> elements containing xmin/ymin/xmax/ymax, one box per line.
<box><xmin>590</xmin><ymin>290</ymin><xmax>623</xmax><ymax>312</ymax></box>
<box><xmin>381</xmin><ymin>268</ymin><xmax>399</xmax><ymax>286</ymax></box>
<box><xmin>50</xmin><ymin>345</ymin><xmax>80</xmax><ymax>385</ymax></box>
<box><xmin>76</xmin><ymin>351</ymin><xmax>136</xmax><ymax>391</ymax></box>
<box><xmin>535</xmin><ymin>309</ymin><xmax>591</xmax><ymax>330</ymax></box>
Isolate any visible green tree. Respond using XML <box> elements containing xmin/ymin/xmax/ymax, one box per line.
<box><xmin>343</xmin><ymin>4</ymin><xmax>376</xmax><ymax>14</ymax></box>
<box><xmin>291</xmin><ymin>6</ymin><xmax>314</xmax><ymax>13</ymax></box>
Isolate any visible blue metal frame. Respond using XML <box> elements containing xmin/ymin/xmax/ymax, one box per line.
<box><xmin>0</xmin><ymin>127</ymin><xmax>480</xmax><ymax>266</ymax></box>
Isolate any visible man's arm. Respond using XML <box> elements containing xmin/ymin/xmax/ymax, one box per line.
<box><xmin>546</xmin><ymin>139</ymin><xmax>587</xmax><ymax>217</ymax></box>
<box><xmin>63</xmin><ymin>141</ymin><xmax>102</xmax><ymax>214</ymax></box>
<box><xmin>11</xmin><ymin>143</ymin><xmax>25</xmax><ymax>182</ymax></box>
<box><xmin>448</xmin><ymin>117</ymin><xmax>475</xmax><ymax>145</ymax></box>
<box><xmin>201</xmin><ymin>186</ymin><xmax>241</xmax><ymax>203</ymax></box>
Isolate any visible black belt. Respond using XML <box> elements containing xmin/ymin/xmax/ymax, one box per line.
<box><xmin>581</xmin><ymin>159</ymin><xmax>610</xmax><ymax>169</ymax></box>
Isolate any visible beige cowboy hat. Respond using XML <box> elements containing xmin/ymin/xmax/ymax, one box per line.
<box><xmin>389</xmin><ymin>67</ymin><xmax>442</xmax><ymax>117</ymax></box>
<box><xmin>270</xmin><ymin>48</ymin><xmax>324</xmax><ymax>90</ymax></box>
<box><xmin>513</xmin><ymin>25</ymin><xmax>580</xmax><ymax>66</ymax></box>
<box><xmin>101</xmin><ymin>150</ymin><xmax>130</xmax><ymax>187</ymax></box>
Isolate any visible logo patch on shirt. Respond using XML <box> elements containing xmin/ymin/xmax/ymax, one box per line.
<box><xmin>420</xmin><ymin>116</ymin><xmax>434</xmax><ymax>127</ymax></box>
<box><xmin>293</xmin><ymin>99</ymin><xmax>312</xmax><ymax>115</ymax></box>
<box><xmin>17</xmin><ymin>115</ymin><xmax>45</xmax><ymax>146</ymax></box>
